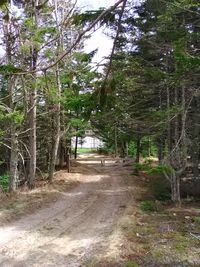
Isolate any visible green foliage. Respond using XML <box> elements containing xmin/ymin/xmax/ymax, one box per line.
<box><xmin>150</xmin><ymin>178</ymin><xmax>171</xmax><ymax>201</ymax></box>
<box><xmin>174</xmin><ymin>39</ymin><xmax>200</xmax><ymax>73</ymax></box>
<box><xmin>134</xmin><ymin>162</ymin><xmax>148</xmax><ymax>172</ymax></box>
<box><xmin>0</xmin><ymin>108</ymin><xmax>23</xmax><ymax>125</ymax></box>
<box><xmin>20</xmin><ymin>44</ymin><xmax>31</xmax><ymax>56</ymax></box>
<box><xmin>73</xmin><ymin>9</ymin><xmax>104</xmax><ymax>26</ymax></box>
<box><xmin>128</xmin><ymin>141</ymin><xmax>136</xmax><ymax>156</ymax></box>
<box><xmin>97</xmin><ymin>146</ymin><xmax>113</xmax><ymax>155</ymax></box>
<box><xmin>134</xmin><ymin>159</ymin><xmax>153</xmax><ymax>172</ymax></box>
<box><xmin>194</xmin><ymin>216</ymin><xmax>200</xmax><ymax>225</ymax></box>
<box><xmin>0</xmin><ymin>0</ymin><xmax>8</xmax><ymax>7</ymax></box>
<box><xmin>147</xmin><ymin>165</ymin><xmax>172</xmax><ymax>175</ymax></box>
<box><xmin>23</xmin><ymin>18</ymin><xmax>36</xmax><ymax>31</ymax></box>
<box><xmin>77</xmin><ymin>148</ymin><xmax>96</xmax><ymax>154</ymax></box>
<box><xmin>140</xmin><ymin>200</ymin><xmax>157</xmax><ymax>212</ymax></box>
<box><xmin>0</xmin><ymin>173</ymin><xmax>9</xmax><ymax>192</ymax></box>
<box><xmin>33</xmin><ymin>27</ymin><xmax>56</xmax><ymax>43</ymax></box>
<box><xmin>73</xmin><ymin>50</ymin><xmax>98</xmax><ymax>63</ymax></box>
<box><xmin>5</xmin><ymin>111</ymin><xmax>24</xmax><ymax>125</ymax></box>
<box><xmin>0</xmin><ymin>64</ymin><xmax>21</xmax><ymax>74</ymax></box>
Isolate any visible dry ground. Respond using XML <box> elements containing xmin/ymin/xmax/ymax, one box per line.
<box><xmin>0</xmin><ymin>155</ymin><xmax>133</xmax><ymax>266</ymax></box>
<box><xmin>0</xmin><ymin>154</ymin><xmax>199</xmax><ymax>267</ymax></box>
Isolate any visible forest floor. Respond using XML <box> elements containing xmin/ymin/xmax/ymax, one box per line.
<box><xmin>0</xmin><ymin>154</ymin><xmax>199</xmax><ymax>267</ymax></box>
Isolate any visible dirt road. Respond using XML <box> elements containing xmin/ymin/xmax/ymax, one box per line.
<box><xmin>0</xmin><ymin>155</ymin><xmax>133</xmax><ymax>267</ymax></box>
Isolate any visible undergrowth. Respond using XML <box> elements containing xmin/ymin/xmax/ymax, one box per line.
<box><xmin>0</xmin><ymin>173</ymin><xmax>9</xmax><ymax>192</ymax></box>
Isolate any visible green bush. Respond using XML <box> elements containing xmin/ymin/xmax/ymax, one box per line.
<box><xmin>194</xmin><ymin>216</ymin><xmax>200</xmax><ymax>225</ymax></box>
<box><xmin>0</xmin><ymin>173</ymin><xmax>10</xmax><ymax>192</ymax></box>
<box><xmin>128</xmin><ymin>141</ymin><xmax>136</xmax><ymax>156</ymax></box>
<box><xmin>140</xmin><ymin>200</ymin><xmax>157</xmax><ymax>212</ymax></box>
<box><xmin>147</xmin><ymin>164</ymin><xmax>172</xmax><ymax>175</ymax></box>
<box><xmin>150</xmin><ymin>178</ymin><xmax>171</xmax><ymax>201</ymax></box>
<box><xmin>134</xmin><ymin>162</ymin><xmax>151</xmax><ymax>172</ymax></box>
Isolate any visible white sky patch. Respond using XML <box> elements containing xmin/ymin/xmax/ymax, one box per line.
<box><xmin>77</xmin><ymin>0</ymin><xmax>115</xmax><ymax>68</ymax></box>
<box><xmin>77</xmin><ymin>0</ymin><xmax>115</xmax><ymax>10</ymax></box>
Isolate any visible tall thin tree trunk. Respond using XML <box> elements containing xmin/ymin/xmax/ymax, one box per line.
<box><xmin>171</xmin><ymin>171</ymin><xmax>181</xmax><ymax>203</ymax></box>
<box><xmin>9</xmin><ymin>125</ymin><xmax>18</xmax><ymax>192</ymax></box>
<box><xmin>28</xmin><ymin>0</ymin><xmax>38</xmax><ymax>189</ymax></box>
<box><xmin>74</xmin><ymin>135</ymin><xmax>78</xmax><ymax>159</ymax></box>
<box><xmin>59</xmin><ymin>138</ymin><xmax>65</xmax><ymax>168</ymax></box>
<box><xmin>48</xmin><ymin>64</ymin><xmax>61</xmax><ymax>182</ymax></box>
<box><xmin>4</xmin><ymin>6</ymin><xmax>19</xmax><ymax>192</ymax></box>
<box><xmin>9</xmin><ymin>78</ymin><xmax>19</xmax><ymax>192</ymax></box>
<box><xmin>114</xmin><ymin>125</ymin><xmax>118</xmax><ymax>157</ymax></box>
<box><xmin>48</xmin><ymin>0</ymin><xmax>64</xmax><ymax>182</ymax></box>
<box><xmin>28</xmin><ymin>82</ymin><xmax>37</xmax><ymax>188</ymax></box>
<box><xmin>191</xmin><ymin>97</ymin><xmax>200</xmax><ymax>177</ymax></box>
<box><xmin>167</xmin><ymin>86</ymin><xmax>172</xmax><ymax>153</ymax></box>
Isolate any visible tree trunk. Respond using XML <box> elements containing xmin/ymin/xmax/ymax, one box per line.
<box><xmin>66</xmin><ymin>148</ymin><xmax>70</xmax><ymax>173</ymax></box>
<box><xmin>114</xmin><ymin>125</ymin><xmax>118</xmax><ymax>157</ymax></box>
<box><xmin>4</xmin><ymin>6</ymin><xmax>19</xmax><ymax>192</ymax></box>
<box><xmin>9</xmin><ymin>77</ymin><xmax>19</xmax><ymax>192</ymax></box>
<box><xmin>28</xmin><ymin>0</ymin><xmax>39</xmax><ymax>189</ymax></box>
<box><xmin>74</xmin><ymin>135</ymin><xmax>78</xmax><ymax>159</ymax></box>
<box><xmin>48</xmin><ymin>64</ymin><xmax>61</xmax><ymax>182</ymax></box>
<box><xmin>191</xmin><ymin>97</ymin><xmax>200</xmax><ymax>177</ymax></box>
<box><xmin>9</xmin><ymin>128</ymin><xmax>18</xmax><ymax>192</ymax></box>
<box><xmin>171</xmin><ymin>171</ymin><xmax>181</xmax><ymax>203</ymax></box>
<box><xmin>59</xmin><ymin>138</ymin><xmax>65</xmax><ymax>168</ymax></box>
<box><xmin>167</xmin><ymin>86</ymin><xmax>173</xmax><ymax>153</ymax></box>
<box><xmin>28</xmin><ymin>86</ymin><xmax>37</xmax><ymax>188</ymax></box>
<box><xmin>48</xmin><ymin>0</ymin><xmax>64</xmax><ymax>182</ymax></box>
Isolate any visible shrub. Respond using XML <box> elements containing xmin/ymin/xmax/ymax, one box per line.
<box><xmin>0</xmin><ymin>173</ymin><xmax>10</xmax><ymax>192</ymax></box>
<box><xmin>134</xmin><ymin>162</ymin><xmax>151</xmax><ymax>172</ymax></box>
<box><xmin>150</xmin><ymin>178</ymin><xmax>171</xmax><ymax>201</ymax></box>
<box><xmin>128</xmin><ymin>141</ymin><xmax>136</xmax><ymax>156</ymax></box>
<box><xmin>194</xmin><ymin>216</ymin><xmax>200</xmax><ymax>225</ymax></box>
<box><xmin>140</xmin><ymin>200</ymin><xmax>157</xmax><ymax>212</ymax></box>
<box><xmin>147</xmin><ymin>164</ymin><xmax>172</xmax><ymax>175</ymax></box>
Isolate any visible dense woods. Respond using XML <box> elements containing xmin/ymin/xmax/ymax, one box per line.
<box><xmin>0</xmin><ymin>0</ymin><xmax>200</xmax><ymax>203</ymax></box>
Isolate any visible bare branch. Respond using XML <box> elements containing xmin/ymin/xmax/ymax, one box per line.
<box><xmin>102</xmin><ymin>0</ymin><xmax>127</xmax><ymax>86</ymax></box>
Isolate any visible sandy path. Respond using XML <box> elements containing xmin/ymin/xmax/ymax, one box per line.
<box><xmin>0</xmin><ymin>156</ymin><xmax>131</xmax><ymax>267</ymax></box>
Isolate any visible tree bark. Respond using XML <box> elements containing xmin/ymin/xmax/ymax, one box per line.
<box><xmin>59</xmin><ymin>138</ymin><xmax>65</xmax><ymax>168</ymax></box>
<box><xmin>9</xmin><ymin>127</ymin><xmax>18</xmax><ymax>192</ymax></box>
<box><xmin>114</xmin><ymin>125</ymin><xmax>118</xmax><ymax>157</ymax></box>
<box><xmin>48</xmin><ymin>64</ymin><xmax>61</xmax><ymax>182</ymax></box>
<box><xmin>191</xmin><ymin>97</ymin><xmax>200</xmax><ymax>177</ymax></box>
<box><xmin>74</xmin><ymin>135</ymin><xmax>78</xmax><ymax>159</ymax></box>
<box><xmin>4</xmin><ymin>5</ymin><xmax>19</xmax><ymax>192</ymax></box>
<box><xmin>171</xmin><ymin>171</ymin><xmax>181</xmax><ymax>203</ymax></box>
<box><xmin>28</xmin><ymin>0</ymin><xmax>39</xmax><ymax>189</ymax></box>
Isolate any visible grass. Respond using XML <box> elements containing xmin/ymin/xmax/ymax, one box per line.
<box><xmin>120</xmin><ymin>172</ymin><xmax>200</xmax><ymax>267</ymax></box>
<box><xmin>124</xmin><ymin>262</ymin><xmax>139</xmax><ymax>267</ymax></box>
<box><xmin>140</xmin><ymin>200</ymin><xmax>157</xmax><ymax>212</ymax></box>
<box><xmin>77</xmin><ymin>148</ymin><xmax>97</xmax><ymax>154</ymax></box>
